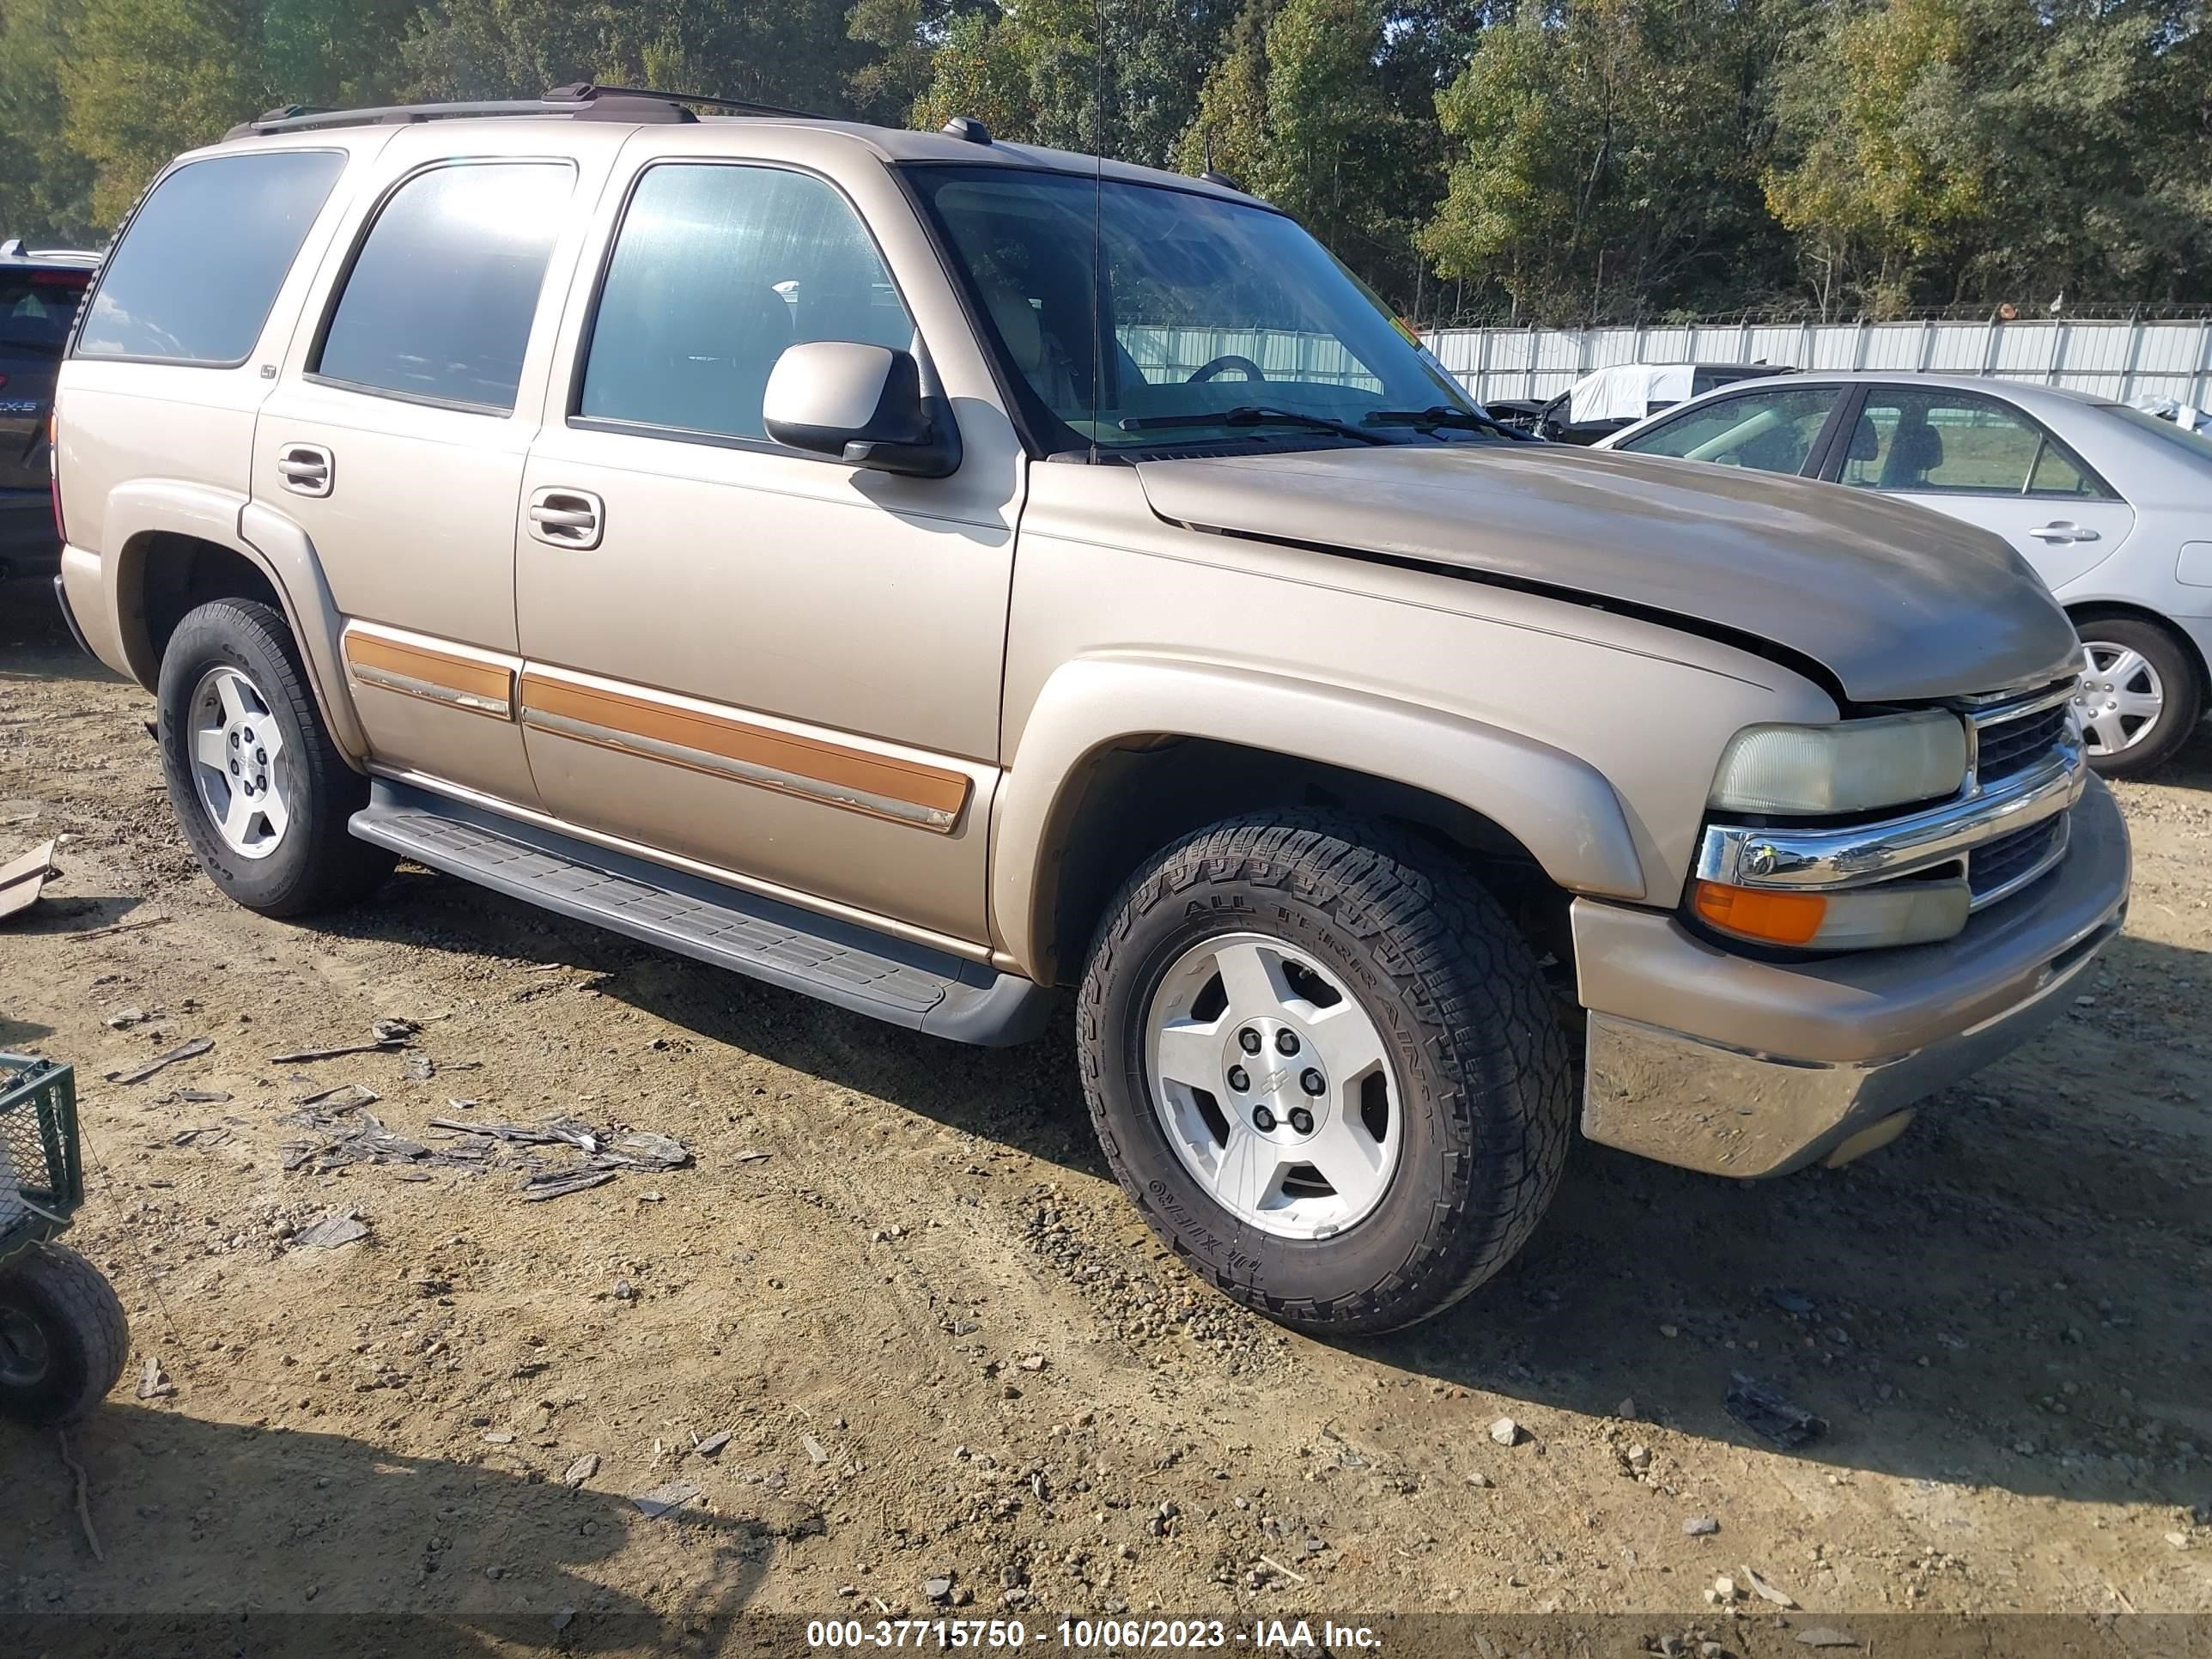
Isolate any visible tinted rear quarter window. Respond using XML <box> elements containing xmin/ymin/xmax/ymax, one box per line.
<box><xmin>316</xmin><ymin>161</ymin><xmax>574</xmax><ymax>412</ymax></box>
<box><xmin>2</xmin><ymin>270</ymin><xmax>91</xmax><ymax>357</ymax></box>
<box><xmin>76</xmin><ymin>150</ymin><xmax>344</xmax><ymax>365</ymax></box>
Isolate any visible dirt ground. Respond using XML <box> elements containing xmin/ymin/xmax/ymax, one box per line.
<box><xmin>2</xmin><ymin>582</ymin><xmax>2209</xmax><ymax>1656</ymax></box>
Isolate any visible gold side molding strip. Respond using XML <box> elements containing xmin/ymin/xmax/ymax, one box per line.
<box><xmin>343</xmin><ymin>629</ymin><xmax>516</xmax><ymax>721</ymax></box>
<box><xmin>518</xmin><ymin>671</ymin><xmax>971</xmax><ymax>834</ymax></box>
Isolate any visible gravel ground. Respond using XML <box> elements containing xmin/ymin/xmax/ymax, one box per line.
<box><xmin>2</xmin><ymin>583</ymin><xmax>2208</xmax><ymax>1653</ymax></box>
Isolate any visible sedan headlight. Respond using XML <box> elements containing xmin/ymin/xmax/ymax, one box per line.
<box><xmin>1709</xmin><ymin>712</ymin><xmax>1968</xmax><ymax>816</ymax></box>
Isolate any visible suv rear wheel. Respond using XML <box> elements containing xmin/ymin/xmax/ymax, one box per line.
<box><xmin>1078</xmin><ymin>813</ymin><xmax>1572</xmax><ymax>1334</ymax></box>
<box><xmin>156</xmin><ymin>598</ymin><xmax>394</xmax><ymax>915</ymax></box>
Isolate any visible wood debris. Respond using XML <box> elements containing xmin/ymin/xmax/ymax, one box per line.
<box><xmin>269</xmin><ymin>1039</ymin><xmax>407</xmax><ymax>1064</ymax></box>
<box><xmin>105</xmin><ymin>1037</ymin><xmax>213</xmax><ymax>1085</ymax></box>
<box><xmin>424</xmin><ymin>1114</ymin><xmax>694</xmax><ymax>1201</ymax></box>
<box><xmin>294</xmin><ymin>1208</ymin><xmax>370</xmax><ymax>1249</ymax></box>
<box><xmin>520</xmin><ymin>1170</ymin><xmax>617</xmax><ymax>1202</ymax></box>
<box><xmin>0</xmin><ymin>839</ymin><xmax>59</xmax><ymax>921</ymax></box>
<box><xmin>66</xmin><ymin>914</ymin><xmax>172</xmax><ymax>943</ymax></box>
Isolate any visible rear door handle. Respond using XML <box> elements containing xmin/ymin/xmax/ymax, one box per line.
<box><xmin>277</xmin><ymin>442</ymin><xmax>333</xmax><ymax>498</ymax></box>
<box><xmin>527</xmin><ymin>487</ymin><xmax>605</xmax><ymax>550</ymax></box>
<box><xmin>2028</xmin><ymin>521</ymin><xmax>2099</xmax><ymax>544</ymax></box>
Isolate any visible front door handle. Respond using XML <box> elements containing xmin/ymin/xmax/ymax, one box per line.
<box><xmin>2028</xmin><ymin>521</ymin><xmax>2099</xmax><ymax>544</ymax></box>
<box><xmin>277</xmin><ymin>442</ymin><xmax>333</xmax><ymax>498</ymax></box>
<box><xmin>526</xmin><ymin>487</ymin><xmax>605</xmax><ymax>550</ymax></box>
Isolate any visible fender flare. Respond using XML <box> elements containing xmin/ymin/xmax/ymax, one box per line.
<box><xmin>237</xmin><ymin>501</ymin><xmax>368</xmax><ymax>763</ymax></box>
<box><xmin>100</xmin><ymin>481</ymin><xmax>368</xmax><ymax>763</ymax></box>
<box><xmin>991</xmin><ymin>655</ymin><xmax>1648</xmax><ymax>977</ymax></box>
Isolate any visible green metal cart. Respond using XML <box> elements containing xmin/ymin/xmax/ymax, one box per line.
<box><xmin>1</xmin><ymin>1054</ymin><xmax>128</xmax><ymax>1424</ymax></box>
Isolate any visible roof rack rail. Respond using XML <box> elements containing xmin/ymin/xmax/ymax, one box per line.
<box><xmin>225</xmin><ymin>82</ymin><xmax>831</xmax><ymax>141</ymax></box>
<box><xmin>550</xmin><ymin>82</ymin><xmax>832</xmax><ymax>121</ymax></box>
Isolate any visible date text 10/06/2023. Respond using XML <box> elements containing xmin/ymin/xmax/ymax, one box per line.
<box><xmin>805</xmin><ymin>1618</ymin><xmax>1382</xmax><ymax>1650</ymax></box>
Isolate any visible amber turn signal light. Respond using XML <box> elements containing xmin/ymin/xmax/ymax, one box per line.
<box><xmin>1692</xmin><ymin>880</ymin><xmax>1828</xmax><ymax>946</ymax></box>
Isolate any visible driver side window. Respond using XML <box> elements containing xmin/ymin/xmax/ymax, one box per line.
<box><xmin>1619</xmin><ymin>387</ymin><xmax>1839</xmax><ymax>475</ymax></box>
<box><xmin>577</xmin><ymin>163</ymin><xmax>912</xmax><ymax>447</ymax></box>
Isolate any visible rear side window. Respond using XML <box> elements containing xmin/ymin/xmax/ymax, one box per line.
<box><xmin>76</xmin><ymin>150</ymin><xmax>344</xmax><ymax>365</ymax></box>
<box><xmin>316</xmin><ymin>161</ymin><xmax>574</xmax><ymax>413</ymax></box>
<box><xmin>1</xmin><ymin>269</ymin><xmax>90</xmax><ymax>357</ymax></box>
<box><xmin>577</xmin><ymin>163</ymin><xmax>912</xmax><ymax>445</ymax></box>
<box><xmin>1838</xmin><ymin>389</ymin><xmax>2111</xmax><ymax>497</ymax></box>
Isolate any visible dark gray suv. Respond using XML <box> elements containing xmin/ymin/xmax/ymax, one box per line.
<box><xmin>0</xmin><ymin>240</ymin><xmax>98</xmax><ymax>583</ymax></box>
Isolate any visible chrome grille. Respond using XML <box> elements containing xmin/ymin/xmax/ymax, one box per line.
<box><xmin>1967</xmin><ymin>814</ymin><xmax>2068</xmax><ymax>906</ymax></box>
<box><xmin>1974</xmin><ymin>701</ymin><xmax>2070</xmax><ymax>786</ymax></box>
<box><xmin>1697</xmin><ymin>672</ymin><xmax>2087</xmax><ymax>926</ymax></box>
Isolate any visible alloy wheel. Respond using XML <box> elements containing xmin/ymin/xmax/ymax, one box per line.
<box><xmin>1143</xmin><ymin>932</ymin><xmax>1402</xmax><ymax>1240</ymax></box>
<box><xmin>186</xmin><ymin>665</ymin><xmax>290</xmax><ymax>859</ymax></box>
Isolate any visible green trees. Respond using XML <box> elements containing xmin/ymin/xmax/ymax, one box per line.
<box><xmin>1174</xmin><ymin>0</ymin><xmax>1449</xmax><ymax>313</ymax></box>
<box><xmin>910</xmin><ymin>0</ymin><xmax>1238</xmax><ymax>167</ymax></box>
<box><xmin>1764</xmin><ymin>0</ymin><xmax>2212</xmax><ymax>316</ymax></box>
<box><xmin>1422</xmin><ymin>0</ymin><xmax>1804</xmax><ymax>323</ymax></box>
<box><xmin>398</xmin><ymin>0</ymin><xmax>871</xmax><ymax>112</ymax></box>
<box><xmin>0</xmin><ymin>0</ymin><xmax>97</xmax><ymax>241</ymax></box>
<box><xmin>0</xmin><ymin>0</ymin><xmax>2204</xmax><ymax>317</ymax></box>
<box><xmin>37</xmin><ymin>0</ymin><xmax>414</xmax><ymax>224</ymax></box>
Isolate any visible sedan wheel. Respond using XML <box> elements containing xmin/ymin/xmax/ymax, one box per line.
<box><xmin>2074</xmin><ymin>640</ymin><xmax>2164</xmax><ymax>760</ymax></box>
<box><xmin>2069</xmin><ymin>618</ymin><xmax>2202</xmax><ymax>779</ymax></box>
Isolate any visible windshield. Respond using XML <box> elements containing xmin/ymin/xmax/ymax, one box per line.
<box><xmin>905</xmin><ymin>167</ymin><xmax>1480</xmax><ymax>452</ymax></box>
<box><xmin>2105</xmin><ymin>402</ymin><xmax>2212</xmax><ymax>465</ymax></box>
<box><xmin>0</xmin><ymin>269</ymin><xmax>90</xmax><ymax>356</ymax></box>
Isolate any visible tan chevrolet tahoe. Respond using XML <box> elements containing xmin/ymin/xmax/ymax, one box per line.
<box><xmin>51</xmin><ymin>85</ymin><xmax>2130</xmax><ymax>1334</ymax></box>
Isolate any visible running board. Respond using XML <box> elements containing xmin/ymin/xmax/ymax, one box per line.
<box><xmin>349</xmin><ymin>781</ymin><xmax>1050</xmax><ymax>1046</ymax></box>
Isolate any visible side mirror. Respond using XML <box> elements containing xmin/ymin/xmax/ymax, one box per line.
<box><xmin>763</xmin><ymin>342</ymin><xmax>960</xmax><ymax>479</ymax></box>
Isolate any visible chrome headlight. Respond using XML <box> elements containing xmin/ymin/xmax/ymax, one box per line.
<box><xmin>1709</xmin><ymin>712</ymin><xmax>1969</xmax><ymax>816</ymax></box>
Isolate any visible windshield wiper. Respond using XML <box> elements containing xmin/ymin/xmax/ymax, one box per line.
<box><xmin>1362</xmin><ymin>405</ymin><xmax>1538</xmax><ymax>442</ymax></box>
<box><xmin>1118</xmin><ymin>405</ymin><xmax>1391</xmax><ymax>445</ymax></box>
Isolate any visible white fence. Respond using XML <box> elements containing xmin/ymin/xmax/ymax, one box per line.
<box><xmin>1425</xmin><ymin>317</ymin><xmax>2212</xmax><ymax>410</ymax></box>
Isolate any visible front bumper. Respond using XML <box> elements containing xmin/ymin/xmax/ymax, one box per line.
<box><xmin>1577</xmin><ymin>775</ymin><xmax>2130</xmax><ymax>1176</ymax></box>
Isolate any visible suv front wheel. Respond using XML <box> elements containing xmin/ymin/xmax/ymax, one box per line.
<box><xmin>155</xmin><ymin>598</ymin><xmax>394</xmax><ymax>916</ymax></box>
<box><xmin>1078</xmin><ymin>813</ymin><xmax>1572</xmax><ymax>1334</ymax></box>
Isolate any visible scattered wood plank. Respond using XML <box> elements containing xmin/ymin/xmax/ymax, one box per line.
<box><xmin>0</xmin><ymin>839</ymin><xmax>58</xmax><ymax>921</ymax></box>
<box><xmin>105</xmin><ymin>1037</ymin><xmax>213</xmax><ymax>1085</ymax></box>
<box><xmin>66</xmin><ymin>913</ymin><xmax>172</xmax><ymax>944</ymax></box>
<box><xmin>519</xmin><ymin>1170</ymin><xmax>617</xmax><ymax>1202</ymax></box>
<box><xmin>268</xmin><ymin>1040</ymin><xmax>406</xmax><ymax>1064</ymax></box>
<box><xmin>295</xmin><ymin>1082</ymin><xmax>380</xmax><ymax>1109</ymax></box>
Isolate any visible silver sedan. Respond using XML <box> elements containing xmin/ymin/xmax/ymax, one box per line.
<box><xmin>1600</xmin><ymin>372</ymin><xmax>2212</xmax><ymax>776</ymax></box>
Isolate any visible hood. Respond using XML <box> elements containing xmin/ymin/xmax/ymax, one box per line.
<box><xmin>1133</xmin><ymin>442</ymin><xmax>2081</xmax><ymax>704</ymax></box>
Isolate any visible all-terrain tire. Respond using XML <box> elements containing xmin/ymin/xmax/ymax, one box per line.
<box><xmin>156</xmin><ymin>598</ymin><xmax>394</xmax><ymax>916</ymax></box>
<box><xmin>1077</xmin><ymin>812</ymin><xmax>1574</xmax><ymax>1335</ymax></box>
<box><xmin>0</xmin><ymin>1243</ymin><xmax>130</xmax><ymax>1425</ymax></box>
